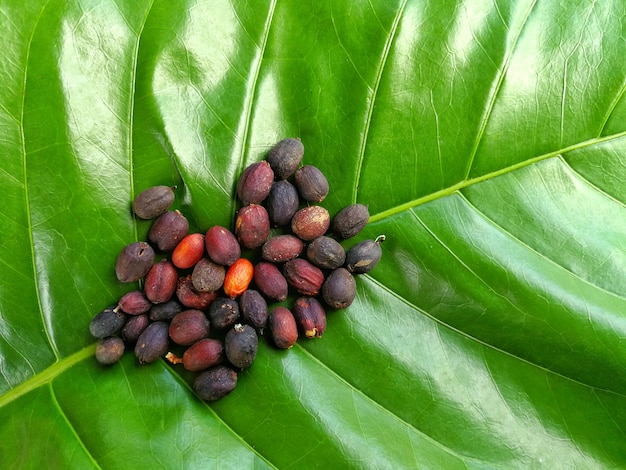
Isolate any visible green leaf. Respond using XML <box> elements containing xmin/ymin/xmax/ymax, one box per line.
<box><xmin>1</xmin><ymin>0</ymin><xmax>625</xmax><ymax>468</ymax></box>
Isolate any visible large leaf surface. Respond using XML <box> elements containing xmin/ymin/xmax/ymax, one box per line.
<box><xmin>1</xmin><ymin>0</ymin><xmax>625</xmax><ymax>468</ymax></box>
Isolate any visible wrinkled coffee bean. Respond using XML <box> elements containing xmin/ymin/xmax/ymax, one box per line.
<box><xmin>293</xmin><ymin>296</ymin><xmax>326</xmax><ymax>338</ymax></box>
<box><xmin>266</xmin><ymin>180</ymin><xmax>299</xmax><ymax>227</ymax></box>
<box><xmin>269</xmin><ymin>307</ymin><xmax>298</xmax><ymax>349</ymax></box>
<box><xmin>89</xmin><ymin>306</ymin><xmax>126</xmax><ymax>339</ymax></box>
<box><xmin>225</xmin><ymin>323</ymin><xmax>258</xmax><ymax>369</ymax></box>
<box><xmin>322</xmin><ymin>268</ymin><xmax>356</xmax><ymax>309</ymax></box>
<box><xmin>115</xmin><ymin>241</ymin><xmax>155</xmax><ymax>283</ymax></box>
<box><xmin>176</xmin><ymin>275</ymin><xmax>217</xmax><ymax>310</ymax></box>
<box><xmin>208</xmin><ymin>297</ymin><xmax>240</xmax><ymax>330</ymax></box>
<box><xmin>237</xmin><ymin>160</ymin><xmax>274</xmax><ymax>205</ymax></box>
<box><xmin>205</xmin><ymin>226</ymin><xmax>241</xmax><ymax>266</ymax></box>
<box><xmin>144</xmin><ymin>259</ymin><xmax>178</xmax><ymax>304</ymax></box>
<box><xmin>183</xmin><ymin>338</ymin><xmax>224</xmax><ymax>371</ymax></box>
<box><xmin>266</xmin><ymin>137</ymin><xmax>304</xmax><ymax>180</ymax></box>
<box><xmin>261</xmin><ymin>234</ymin><xmax>303</xmax><ymax>263</ymax></box>
<box><xmin>133</xmin><ymin>185</ymin><xmax>175</xmax><ymax>219</ymax></box>
<box><xmin>149</xmin><ymin>210</ymin><xmax>189</xmax><ymax>252</ymax></box>
<box><xmin>192</xmin><ymin>258</ymin><xmax>225</xmax><ymax>292</ymax></box>
<box><xmin>193</xmin><ymin>366</ymin><xmax>238</xmax><ymax>401</ymax></box>
<box><xmin>236</xmin><ymin>204</ymin><xmax>270</xmax><ymax>249</ymax></box>
<box><xmin>95</xmin><ymin>336</ymin><xmax>125</xmax><ymax>365</ymax></box>
<box><xmin>346</xmin><ymin>236</ymin><xmax>385</xmax><ymax>274</ymax></box>
<box><xmin>283</xmin><ymin>258</ymin><xmax>325</xmax><ymax>296</ymax></box>
<box><xmin>254</xmin><ymin>262</ymin><xmax>288</xmax><ymax>302</ymax></box>
<box><xmin>332</xmin><ymin>203</ymin><xmax>369</xmax><ymax>239</ymax></box>
<box><xmin>223</xmin><ymin>258</ymin><xmax>254</xmax><ymax>298</ymax></box>
<box><xmin>306</xmin><ymin>236</ymin><xmax>346</xmax><ymax>270</ymax></box>
<box><xmin>291</xmin><ymin>206</ymin><xmax>330</xmax><ymax>241</ymax></box>
<box><xmin>239</xmin><ymin>289</ymin><xmax>268</xmax><ymax>333</ymax></box>
<box><xmin>169</xmin><ymin>309</ymin><xmax>210</xmax><ymax>346</ymax></box>
<box><xmin>135</xmin><ymin>321</ymin><xmax>169</xmax><ymax>364</ymax></box>
<box><xmin>294</xmin><ymin>165</ymin><xmax>329</xmax><ymax>203</ymax></box>
<box><xmin>118</xmin><ymin>290</ymin><xmax>151</xmax><ymax>315</ymax></box>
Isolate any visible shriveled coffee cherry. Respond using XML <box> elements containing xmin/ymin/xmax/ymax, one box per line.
<box><xmin>115</xmin><ymin>241</ymin><xmax>155</xmax><ymax>283</ymax></box>
<box><xmin>149</xmin><ymin>210</ymin><xmax>189</xmax><ymax>252</ymax></box>
<box><xmin>293</xmin><ymin>296</ymin><xmax>327</xmax><ymax>338</ymax></box>
<box><xmin>95</xmin><ymin>336</ymin><xmax>125</xmax><ymax>365</ymax></box>
<box><xmin>332</xmin><ymin>203</ymin><xmax>369</xmax><ymax>239</ymax></box>
<box><xmin>89</xmin><ymin>306</ymin><xmax>126</xmax><ymax>339</ymax></box>
<box><xmin>239</xmin><ymin>289</ymin><xmax>268</xmax><ymax>333</ymax></box>
<box><xmin>237</xmin><ymin>160</ymin><xmax>274</xmax><ymax>205</ymax></box>
<box><xmin>176</xmin><ymin>275</ymin><xmax>217</xmax><ymax>310</ymax></box>
<box><xmin>283</xmin><ymin>258</ymin><xmax>325</xmax><ymax>296</ymax></box>
<box><xmin>149</xmin><ymin>299</ymin><xmax>183</xmax><ymax>321</ymax></box>
<box><xmin>266</xmin><ymin>137</ymin><xmax>304</xmax><ymax>180</ymax></box>
<box><xmin>291</xmin><ymin>206</ymin><xmax>330</xmax><ymax>241</ymax></box>
<box><xmin>118</xmin><ymin>290</ymin><xmax>151</xmax><ymax>315</ymax></box>
<box><xmin>225</xmin><ymin>323</ymin><xmax>258</xmax><ymax>369</ymax></box>
<box><xmin>208</xmin><ymin>297</ymin><xmax>240</xmax><ymax>330</ymax></box>
<box><xmin>120</xmin><ymin>313</ymin><xmax>149</xmax><ymax>343</ymax></box>
<box><xmin>306</xmin><ymin>236</ymin><xmax>346</xmax><ymax>270</ymax></box>
<box><xmin>192</xmin><ymin>258</ymin><xmax>225</xmax><ymax>292</ymax></box>
<box><xmin>135</xmin><ymin>321</ymin><xmax>169</xmax><ymax>364</ymax></box>
<box><xmin>266</xmin><ymin>180</ymin><xmax>299</xmax><ymax>227</ymax></box>
<box><xmin>223</xmin><ymin>258</ymin><xmax>254</xmax><ymax>298</ymax></box>
<box><xmin>193</xmin><ymin>365</ymin><xmax>238</xmax><ymax>401</ymax></box>
<box><xmin>236</xmin><ymin>204</ymin><xmax>270</xmax><ymax>249</ymax></box>
<box><xmin>183</xmin><ymin>338</ymin><xmax>224</xmax><ymax>371</ymax></box>
<box><xmin>269</xmin><ymin>307</ymin><xmax>298</xmax><ymax>349</ymax></box>
<box><xmin>133</xmin><ymin>185</ymin><xmax>175</xmax><ymax>219</ymax></box>
<box><xmin>322</xmin><ymin>268</ymin><xmax>356</xmax><ymax>309</ymax></box>
<box><xmin>346</xmin><ymin>236</ymin><xmax>385</xmax><ymax>274</ymax></box>
<box><xmin>144</xmin><ymin>259</ymin><xmax>178</xmax><ymax>304</ymax></box>
<box><xmin>294</xmin><ymin>165</ymin><xmax>329</xmax><ymax>203</ymax></box>
<box><xmin>172</xmin><ymin>233</ymin><xmax>205</xmax><ymax>269</ymax></box>
<box><xmin>169</xmin><ymin>309</ymin><xmax>210</xmax><ymax>345</ymax></box>
<box><xmin>205</xmin><ymin>226</ymin><xmax>241</xmax><ymax>266</ymax></box>
<box><xmin>261</xmin><ymin>235</ymin><xmax>303</xmax><ymax>262</ymax></box>
<box><xmin>254</xmin><ymin>262</ymin><xmax>288</xmax><ymax>302</ymax></box>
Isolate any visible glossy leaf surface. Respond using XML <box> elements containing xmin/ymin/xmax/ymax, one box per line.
<box><xmin>1</xmin><ymin>0</ymin><xmax>625</xmax><ymax>468</ymax></box>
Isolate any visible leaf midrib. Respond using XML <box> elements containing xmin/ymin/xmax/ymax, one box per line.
<box><xmin>368</xmin><ymin>130</ymin><xmax>626</xmax><ymax>223</ymax></box>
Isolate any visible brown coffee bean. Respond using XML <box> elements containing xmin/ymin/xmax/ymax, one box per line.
<box><xmin>269</xmin><ymin>306</ymin><xmax>298</xmax><ymax>349</ymax></box>
<box><xmin>322</xmin><ymin>268</ymin><xmax>356</xmax><ymax>309</ymax></box>
<box><xmin>254</xmin><ymin>262</ymin><xmax>288</xmax><ymax>302</ymax></box>
<box><xmin>239</xmin><ymin>289</ymin><xmax>268</xmax><ymax>333</ymax></box>
<box><xmin>193</xmin><ymin>366</ymin><xmax>238</xmax><ymax>401</ymax></box>
<box><xmin>169</xmin><ymin>309</ymin><xmax>210</xmax><ymax>346</ymax></box>
<box><xmin>205</xmin><ymin>226</ymin><xmax>241</xmax><ymax>266</ymax></box>
<box><xmin>266</xmin><ymin>138</ymin><xmax>304</xmax><ymax>180</ymax></box>
<box><xmin>294</xmin><ymin>165</ymin><xmax>329</xmax><ymax>203</ymax></box>
<box><xmin>306</xmin><ymin>236</ymin><xmax>346</xmax><ymax>270</ymax></box>
<box><xmin>183</xmin><ymin>338</ymin><xmax>224</xmax><ymax>371</ymax></box>
<box><xmin>291</xmin><ymin>206</ymin><xmax>330</xmax><ymax>241</ymax></box>
<box><xmin>235</xmin><ymin>204</ymin><xmax>270</xmax><ymax>249</ymax></box>
<box><xmin>117</xmin><ymin>290</ymin><xmax>151</xmax><ymax>315</ymax></box>
<box><xmin>149</xmin><ymin>210</ymin><xmax>189</xmax><ymax>252</ymax></box>
<box><xmin>237</xmin><ymin>161</ymin><xmax>274</xmax><ymax>205</ymax></box>
<box><xmin>144</xmin><ymin>259</ymin><xmax>178</xmax><ymax>304</ymax></box>
<box><xmin>261</xmin><ymin>234</ymin><xmax>303</xmax><ymax>263</ymax></box>
<box><xmin>346</xmin><ymin>236</ymin><xmax>384</xmax><ymax>274</ymax></box>
<box><xmin>120</xmin><ymin>314</ymin><xmax>149</xmax><ymax>343</ymax></box>
<box><xmin>266</xmin><ymin>180</ymin><xmax>299</xmax><ymax>227</ymax></box>
<box><xmin>332</xmin><ymin>203</ymin><xmax>369</xmax><ymax>239</ymax></box>
<box><xmin>115</xmin><ymin>241</ymin><xmax>155</xmax><ymax>283</ymax></box>
<box><xmin>95</xmin><ymin>336</ymin><xmax>125</xmax><ymax>365</ymax></box>
<box><xmin>133</xmin><ymin>185</ymin><xmax>175</xmax><ymax>219</ymax></box>
<box><xmin>192</xmin><ymin>258</ymin><xmax>225</xmax><ymax>292</ymax></box>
